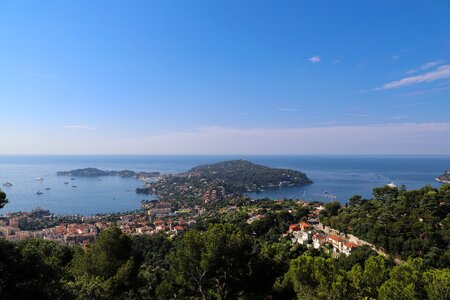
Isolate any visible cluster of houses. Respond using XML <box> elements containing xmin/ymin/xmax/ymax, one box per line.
<box><xmin>0</xmin><ymin>200</ymin><xmax>198</xmax><ymax>245</ymax></box>
<box><xmin>287</xmin><ymin>221</ymin><xmax>359</xmax><ymax>256</ymax></box>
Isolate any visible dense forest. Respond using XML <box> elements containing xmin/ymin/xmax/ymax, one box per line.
<box><xmin>1</xmin><ymin>186</ymin><xmax>450</xmax><ymax>299</ymax></box>
<box><xmin>189</xmin><ymin>160</ymin><xmax>312</xmax><ymax>190</ymax></box>
<box><xmin>320</xmin><ymin>184</ymin><xmax>450</xmax><ymax>268</ymax></box>
<box><xmin>137</xmin><ymin>160</ymin><xmax>312</xmax><ymax>196</ymax></box>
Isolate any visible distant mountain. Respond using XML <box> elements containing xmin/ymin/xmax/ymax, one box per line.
<box><xmin>57</xmin><ymin>168</ymin><xmax>160</xmax><ymax>179</ymax></box>
<box><xmin>136</xmin><ymin>159</ymin><xmax>312</xmax><ymax>197</ymax></box>
<box><xmin>436</xmin><ymin>170</ymin><xmax>450</xmax><ymax>183</ymax></box>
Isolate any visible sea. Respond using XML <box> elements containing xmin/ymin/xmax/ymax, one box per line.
<box><xmin>0</xmin><ymin>155</ymin><xmax>449</xmax><ymax>216</ymax></box>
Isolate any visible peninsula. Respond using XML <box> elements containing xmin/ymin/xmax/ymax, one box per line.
<box><xmin>57</xmin><ymin>167</ymin><xmax>160</xmax><ymax>180</ymax></box>
<box><xmin>436</xmin><ymin>170</ymin><xmax>450</xmax><ymax>183</ymax></box>
<box><xmin>136</xmin><ymin>159</ymin><xmax>312</xmax><ymax>199</ymax></box>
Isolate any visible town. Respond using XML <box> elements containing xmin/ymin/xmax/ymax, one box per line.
<box><xmin>0</xmin><ymin>195</ymin><xmax>368</xmax><ymax>258</ymax></box>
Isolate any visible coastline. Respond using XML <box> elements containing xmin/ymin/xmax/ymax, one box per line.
<box><xmin>1</xmin><ymin>155</ymin><xmax>449</xmax><ymax>215</ymax></box>
<box><xmin>435</xmin><ymin>177</ymin><xmax>450</xmax><ymax>184</ymax></box>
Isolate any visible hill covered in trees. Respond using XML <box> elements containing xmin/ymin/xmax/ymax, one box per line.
<box><xmin>190</xmin><ymin>160</ymin><xmax>312</xmax><ymax>189</ymax></box>
<box><xmin>57</xmin><ymin>168</ymin><xmax>160</xmax><ymax>179</ymax></box>
<box><xmin>1</xmin><ymin>218</ymin><xmax>449</xmax><ymax>299</ymax></box>
<box><xmin>136</xmin><ymin>160</ymin><xmax>312</xmax><ymax>198</ymax></box>
<box><xmin>320</xmin><ymin>184</ymin><xmax>450</xmax><ymax>268</ymax></box>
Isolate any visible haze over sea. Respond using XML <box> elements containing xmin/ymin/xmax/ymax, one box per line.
<box><xmin>0</xmin><ymin>155</ymin><xmax>448</xmax><ymax>216</ymax></box>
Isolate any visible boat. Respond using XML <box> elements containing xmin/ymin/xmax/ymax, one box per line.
<box><xmin>387</xmin><ymin>182</ymin><xmax>397</xmax><ymax>188</ymax></box>
<box><xmin>36</xmin><ymin>191</ymin><xmax>44</xmax><ymax>195</ymax></box>
<box><xmin>70</xmin><ymin>178</ymin><xmax>75</xmax><ymax>180</ymax></box>
<box><xmin>2</xmin><ymin>182</ymin><xmax>12</xmax><ymax>187</ymax></box>
<box><xmin>64</xmin><ymin>182</ymin><xmax>69</xmax><ymax>185</ymax></box>
<box><xmin>45</xmin><ymin>188</ymin><xmax>51</xmax><ymax>190</ymax></box>
<box><xmin>36</xmin><ymin>177</ymin><xmax>44</xmax><ymax>181</ymax></box>
<box><xmin>72</xmin><ymin>185</ymin><xmax>77</xmax><ymax>188</ymax></box>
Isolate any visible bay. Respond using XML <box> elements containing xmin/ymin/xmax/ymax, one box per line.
<box><xmin>0</xmin><ymin>155</ymin><xmax>448</xmax><ymax>215</ymax></box>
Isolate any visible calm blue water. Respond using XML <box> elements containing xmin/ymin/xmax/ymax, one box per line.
<box><xmin>0</xmin><ymin>155</ymin><xmax>448</xmax><ymax>215</ymax></box>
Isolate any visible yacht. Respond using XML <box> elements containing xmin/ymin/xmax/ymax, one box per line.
<box><xmin>45</xmin><ymin>188</ymin><xmax>51</xmax><ymax>190</ymax></box>
<box><xmin>387</xmin><ymin>182</ymin><xmax>397</xmax><ymax>188</ymax></box>
<box><xmin>36</xmin><ymin>177</ymin><xmax>44</xmax><ymax>181</ymax></box>
<box><xmin>64</xmin><ymin>182</ymin><xmax>69</xmax><ymax>185</ymax></box>
<box><xmin>2</xmin><ymin>182</ymin><xmax>12</xmax><ymax>187</ymax></box>
<box><xmin>36</xmin><ymin>191</ymin><xmax>44</xmax><ymax>195</ymax></box>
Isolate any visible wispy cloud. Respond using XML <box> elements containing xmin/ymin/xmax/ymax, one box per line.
<box><xmin>332</xmin><ymin>59</ymin><xmax>340</xmax><ymax>65</ymax></box>
<box><xmin>6</xmin><ymin>123</ymin><xmax>450</xmax><ymax>154</ymax></box>
<box><xmin>406</xmin><ymin>60</ymin><xmax>444</xmax><ymax>74</ymax></box>
<box><xmin>277</xmin><ymin>108</ymin><xmax>301</xmax><ymax>112</ymax></box>
<box><xmin>62</xmin><ymin>125</ymin><xmax>96</xmax><ymax>130</ymax></box>
<box><xmin>387</xmin><ymin>115</ymin><xmax>409</xmax><ymax>120</ymax></box>
<box><xmin>377</xmin><ymin>65</ymin><xmax>450</xmax><ymax>90</ymax></box>
<box><xmin>117</xmin><ymin>123</ymin><xmax>450</xmax><ymax>155</ymax></box>
<box><xmin>348</xmin><ymin>113</ymin><xmax>369</xmax><ymax>118</ymax></box>
<box><xmin>308</xmin><ymin>55</ymin><xmax>321</xmax><ymax>64</ymax></box>
<box><xmin>391</xmin><ymin>54</ymin><xmax>400</xmax><ymax>61</ymax></box>
<box><xmin>399</xmin><ymin>85</ymin><xmax>450</xmax><ymax>97</ymax></box>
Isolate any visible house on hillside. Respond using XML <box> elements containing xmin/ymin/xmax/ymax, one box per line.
<box><xmin>312</xmin><ymin>233</ymin><xmax>327</xmax><ymax>249</ymax></box>
<box><xmin>342</xmin><ymin>242</ymin><xmax>359</xmax><ymax>256</ymax></box>
<box><xmin>291</xmin><ymin>230</ymin><xmax>311</xmax><ymax>245</ymax></box>
<box><xmin>288</xmin><ymin>224</ymin><xmax>301</xmax><ymax>233</ymax></box>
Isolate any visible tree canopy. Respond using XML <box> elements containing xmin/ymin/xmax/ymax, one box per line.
<box><xmin>0</xmin><ymin>189</ymin><xmax>7</xmax><ymax>209</ymax></box>
<box><xmin>321</xmin><ymin>184</ymin><xmax>450</xmax><ymax>268</ymax></box>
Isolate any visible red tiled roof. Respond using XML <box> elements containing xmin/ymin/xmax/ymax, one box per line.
<box><xmin>344</xmin><ymin>242</ymin><xmax>359</xmax><ymax>248</ymax></box>
<box><xmin>300</xmin><ymin>222</ymin><xmax>311</xmax><ymax>228</ymax></box>
<box><xmin>313</xmin><ymin>233</ymin><xmax>326</xmax><ymax>240</ymax></box>
<box><xmin>289</xmin><ymin>224</ymin><xmax>301</xmax><ymax>231</ymax></box>
<box><xmin>328</xmin><ymin>235</ymin><xmax>344</xmax><ymax>242</ymax></box>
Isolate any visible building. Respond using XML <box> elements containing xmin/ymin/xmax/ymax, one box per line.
<box><xmin>292</xmin><ymin>230</ymin><xmax>311</xmax><ymax>245</ymax></box>
<box><xmin>342</xmin><ymin>242</ymin><xmax>359</xmax><ymax>256</ymax></box>
<box><xmin>299</xmin><ymin>221</ymin><xmax>312</xmax><ymax>231</ymax></box>
<box><xmin>288</xmin><ymin>224</ymin><xmax>301</xmax><ymax>232</ymax></box>
<box><xmin>312</xmin><ymin>233</ymin><xmax>327</xmax><ymax>249</ymax></box>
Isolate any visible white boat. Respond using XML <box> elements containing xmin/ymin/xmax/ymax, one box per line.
<box><xmin>36</xmin><ymin>177</ymin><xmax>44</xmax><ymax>181</ymax></box>
<box><xmin>387</xmin><ymin>182</ymin><xmax>397</xmax><ymax>188</ymax></box>
<box><xmin>2</xmin><ymin>182</ymin><xmax>12</xmax><ymax>187</ymax></box>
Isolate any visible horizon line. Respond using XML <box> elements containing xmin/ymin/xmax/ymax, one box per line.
<box><xmin>0</xmin><ymin>153</ymin><xmax>450</xmax><ymax>157</ymax></box>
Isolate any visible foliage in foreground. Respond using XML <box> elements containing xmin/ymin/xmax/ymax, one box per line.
<box><xmin>321</xmin><ymin>184</ymin><xmax>450</xmax><ymax>268</ymax></box>
<box><xmin>1</xmin><ymin>184</ymin><xmax>450</xmax><ymax>299</ymax></box>
<box><xmin>1</xmin><ymin>224</ymin><xmax>449</xmax><ymax>300</ymax></box>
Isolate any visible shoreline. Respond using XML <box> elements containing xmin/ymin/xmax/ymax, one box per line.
<box><xmin>435</xmin><ymin>177</ymin><xmax>450</xmax><ymax>184</ymax></box>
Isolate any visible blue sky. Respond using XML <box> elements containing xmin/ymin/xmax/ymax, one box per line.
<box><xmin>1</xmin><ymin>1</ymin><xmax>450</xmax><ymax>154</ymax></box>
